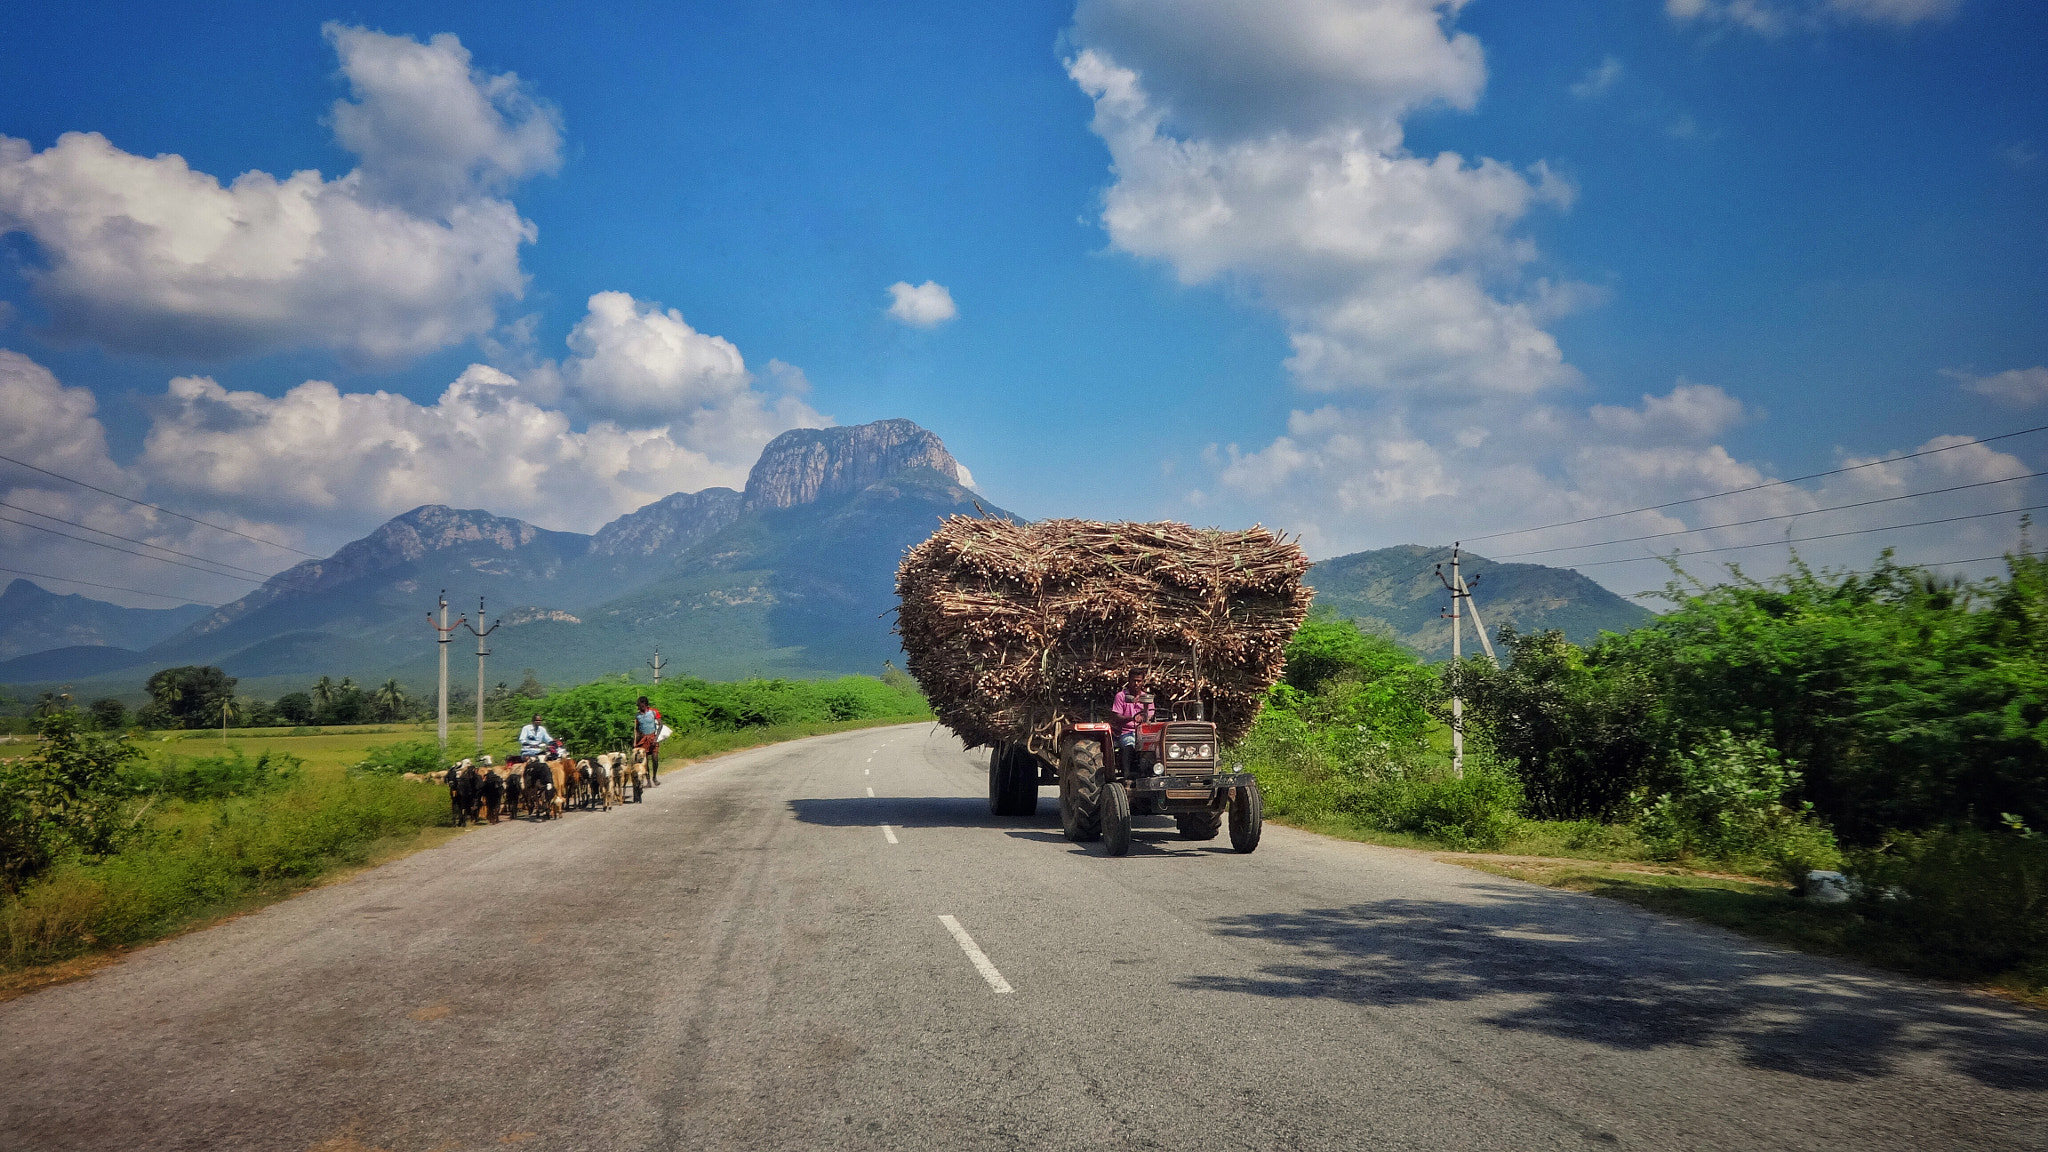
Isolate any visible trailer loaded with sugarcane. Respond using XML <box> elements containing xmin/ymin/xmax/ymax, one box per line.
<box><xmin>894</xmin><ymin>516</ymin><xmax>1311</xmax><ymax>857</ymax></box>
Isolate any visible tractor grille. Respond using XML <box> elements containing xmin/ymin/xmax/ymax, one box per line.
<box><xmin>1161</xmin><ymin>723</ymin><xmax>1218</xmax><ymax>774</ymax></box>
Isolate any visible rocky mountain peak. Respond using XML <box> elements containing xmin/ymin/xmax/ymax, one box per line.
<box><xmin>589</xmin><ymin>488</ymin><xmax>744</xmax><ymax>558</ymax></box>
<box><xmin>742</xmin><ymin>419</ymin><xmax>961</xmax><ymax>511</ymax></box>
<box><xmin>301</xmin><ymin>505</ymin><xmax>553</xmax><ymax>585</ymax></box>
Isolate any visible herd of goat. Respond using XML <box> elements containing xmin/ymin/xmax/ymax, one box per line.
<box><xmin>416</xmin><ymin>750</ymin><xmax>653</xmax><ymax>826</ymax></box>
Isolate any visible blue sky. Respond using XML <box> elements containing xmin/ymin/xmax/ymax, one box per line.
<box><xmin>0</xmin><ymin>0</ymin><xmax>2043</xmax><ymax>608</ymax></box>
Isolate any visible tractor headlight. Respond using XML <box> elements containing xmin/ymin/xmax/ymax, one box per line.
<box><xmin>1166</xmin><ymin>743</ymin><xmax>1184</xmax><ymax>760</ymax></box>
<box><xmin>1197</xmin><ymin>743</ymin><xmax>1213</xmax><ymax>759</ymax></box>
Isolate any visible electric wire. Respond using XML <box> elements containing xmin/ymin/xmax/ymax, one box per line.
<box><xmin>1493</xmin><ymin>469</ymin><xmax>2048</xmax><ymax>560</ymax></box>
<box><xmin>0</xmin><ymin>565</ymin><xmax>218</xmax><ymax>606</ymax></box>
<box><xmin>0</xmin><ymin>510</ymin><xmax>274</xmax><ymax>584</ymax></box>
<box><xmin>0</xmin><ymin>451</ymin><xmax>321</xmax><ymax>558</ymax></box>
<box><xmin>1566</xmin><ymin>502</ymin><xmax>2048</xmax><ymax>569</ymax></box>
<box><xmin>1462</xmin><ymin>423</ymin><xmax>2048</xmax><ymax>545</ymax></box>
<box><xmin>0</xmin><ymin>498</ymin><xmax>288</xmax><ymax>583</ymax></box>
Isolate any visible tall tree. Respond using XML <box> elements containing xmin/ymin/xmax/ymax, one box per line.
<box><xmin>139</xmin><ymin>667</ymin><xmax>235</xmax><ymax>731</ymax></box>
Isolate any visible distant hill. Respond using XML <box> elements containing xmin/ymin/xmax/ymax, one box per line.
<box><xmin>1305</xmin><ymin>545</ymin><xmax>1653</xmax><ymax>658</ymax></box>
<box><xmin>0</xmin><ymin>579</ymin><xmax>209</xmax><ymax>660</ymax></box>
<box><xmin>0</xmin><ymin>645</ymin><xmax>152</xmax><ymax>682</ymax></box>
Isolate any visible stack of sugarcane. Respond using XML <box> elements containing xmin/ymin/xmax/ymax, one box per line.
<box><xmin>895</xmin><ymin>515</ymin><xmax>1312</xmax><ymax>751</ymax></box>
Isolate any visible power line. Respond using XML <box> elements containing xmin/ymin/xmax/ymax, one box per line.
<box><xmin>0</xmin><ymin>565</ymin><xmax>218</xmax><ymax>606</ymax></box>
<box><xmin>1464</xmin><ymin>423</ymin><xmax>2048</xmax><ymax>545</ymax></box>
<box><xmin>1494</xmin><ymin>470</ymin><xmax>2048</xmax><ymax>560</ymax></box>
<box><xmin>0</xmin><ymin>451</ymin><xmax>321</xmax><ymax>558</ymax></box>
<box><xmin>0</xmin><ymin>498</ymin><xmax>288</xmax><ymax>583</ymax></box>
<box><xmin>1570</xmin><ymin>502</ymin><xmax>2048</xmax><ymax>569</ymax></box>
<box><xmin>0</xmin><ymin>510</ymin><xmax>272</xmax><ymax>584</ymax></box>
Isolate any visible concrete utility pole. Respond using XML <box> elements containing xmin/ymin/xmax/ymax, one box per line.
<box><xmin>1437</xmin><ymin>544</ymin><xmax>1504</xmax><ymax>779</ymax></box>
<box><xmin>1439</xmin><ymin>550</ymin><xmax>1465</xmax><ymax>779</ymax></box>
<box><xmin>463</xmin><ymin>596</ymin><xmax>502</xmax><ymax>754</ymax></box>
<box><xmin>426</xmin><ymin>591</ymin><xmax>464</xmax><ymax>752</ymax></box>
<box><xmin>647</xmin><ymin>647</ymin><xmax>665</xmax><ymax>685</ymax></box>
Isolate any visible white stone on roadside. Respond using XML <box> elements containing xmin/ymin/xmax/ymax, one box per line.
<box><xmin>1804</xmin><ymin>870</ymin><xmax>1861</xmax><ymax>903</ymax></box>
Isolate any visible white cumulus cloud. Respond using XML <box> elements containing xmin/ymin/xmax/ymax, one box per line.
<box><xmin>1570</xmin><ymin>56</ymin><xmax>1623</xmax><ymax>99</ymax></box>
<box><xmin>0</xmin><ymin>25</ymin><xmax>557</xmax><ymax>363</ymax></box>
<box><xmin>1069</xmin><ymin>0</ymin><xmax>1485</xmax><ymax>146</ymax></box>
<box><xmin>1665</xmin><ymin>0</ymin><xmax>1963</xmax><ymax>36</ymax></box>
<box><xmin>1949</xmin><ymin>366</ymin><xmax>2048</xmax><ymax>408</ymax></box>
<box><xmin>886</xmin><ymin>281</ymin><xmax>959</xmax><ymax>327</ymax></box>
<box><xmin>1067</xmin><ymin>4</ymin><xmax>1579</xmax><ymax>403</ymax></box>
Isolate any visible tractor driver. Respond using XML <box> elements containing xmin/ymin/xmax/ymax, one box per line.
<box><xmin>1111</xmin><ymin>670</ymin><xmax>1154</xmax><ymax>775</ymax></box>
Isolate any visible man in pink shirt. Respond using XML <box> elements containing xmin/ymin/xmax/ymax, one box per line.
<box><xmin>1112</xmin><ymin>670</ymin><xmax>1153</xmax><ymax>774</ymax></box>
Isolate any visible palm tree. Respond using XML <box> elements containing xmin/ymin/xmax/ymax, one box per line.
<box><xmin>312</xmin><ymin>676</ymin><xmax>334</xmax><ymax>710</ymax></box>
<box><xmin>374</xmin><ymin>679</ymin><xmax>407</xmax><ymax>722</ymax></box>
<box><xmin>219</xmin><ymin>695</ymin><xmax>240</xmax><ymax>740</ymax></box>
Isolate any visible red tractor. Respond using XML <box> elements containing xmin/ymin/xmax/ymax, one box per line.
<box><xmin>986</xmin><ymin>707</ymin><xmax>1262</xmax><ymax>857</ymax></box>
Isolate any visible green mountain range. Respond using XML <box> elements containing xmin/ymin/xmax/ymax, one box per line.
<box><xmin>0</xmin><ymin>420</ymin><xmax>1653</xmax><ymax>703</ymax></box>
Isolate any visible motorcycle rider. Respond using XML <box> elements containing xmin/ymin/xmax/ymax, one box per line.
<box><xmin>518</xmin><ymin>713</ymin><xmax>552</xmax><ymax>762</ymax></box>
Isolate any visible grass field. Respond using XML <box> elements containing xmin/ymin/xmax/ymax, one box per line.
<box><xmin>136</xmin><ymin>722</ymin><xmax>524</xmax><ymax>780</ymax></box>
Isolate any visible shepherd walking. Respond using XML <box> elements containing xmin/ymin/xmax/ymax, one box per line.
<box><xmin>635</xmin><ymin>696</ymin><xmax>666</xmax><ymax>786</ymax></box>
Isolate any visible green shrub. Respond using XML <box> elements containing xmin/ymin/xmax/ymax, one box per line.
<box><xmin>0</xmin><ymin>713</ymin><xmax>144</xmax><ymax>891</ymax></box>
<box><xmin>1233</xmin><ymin>701</ymin><xmax>1522</xmax><ymax>851</ymax></box>
<box><xmin>1457</xmin><ymin>627</ymin><xmax>1658</xmax><ymax>822</ymax></box>
<box><xmin>136</xmin><ymin>747</ymin><xmax>304</xmax><ymax>799</ymax></box>
<box><xmin>1849</xmin><ymin>829</ymin><xmax>2048</xmax><ymax>983</ymax></box>
<box><xmin>1343</xmin><ymin>761</ymin><xmax>1524</xmax><ymax>852</ymax></box>
<box><xmin>1636</xmin><ymin>731</ymin><xmax>1841</xmax><ymax>878</ymax></box>
<box><xmin>349</xmin><ymin>739</ymin><xmax>451</xmax><ymax>777</ymax></box>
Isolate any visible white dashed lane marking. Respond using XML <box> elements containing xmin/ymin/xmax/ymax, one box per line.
<box><xmin>881</xmin><ymin>825</ymin><xmax>898</xmax><ymax>844</ymax></box>
<box><xmin>866</xmin><ymin>786</ymin><xmax>875</xmax><ymax>797</ymax></box>
<box><xmin>937</xmin><ymin>916</ymin><xmax>1013</xmax><ymax>994</ymax></box>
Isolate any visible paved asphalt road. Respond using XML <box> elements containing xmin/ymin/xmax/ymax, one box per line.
<box><xmin>1</xmin><ymin>723</ymin><xmax>2044</xmax><ymax>1152</ymax></box>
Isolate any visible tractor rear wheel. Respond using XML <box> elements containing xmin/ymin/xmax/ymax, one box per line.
<box><xmin>1060</xmin><ymin>739</ymin><xmax>1103</xmax><ymax>842</ymax></box>
<box><xmin>1003</xmin><ymin>747</ymin><xmax>1040</xmax><ymax>817</ymax></box>
<box><xmin>1175</xmin><ymin>808</ymin><xmax>1223</xmax><ymax>840</ymax></box>
<box><xmin>1102</xmin><ymin>780</ymin><xmax>1132</xmax><ymax>857</ymax></box>
<box><xmin>1229</xmin><ymin>781</ymin><xmax>1264</xmax><ymax>854</ymax></box>
<box><xmin>987</xmin><ymin>746</ymin><xmax>1008</xmax><ymax>816</ymax></box>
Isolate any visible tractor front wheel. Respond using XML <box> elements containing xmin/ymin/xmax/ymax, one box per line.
<box><xmin>1102</xmin><ymin>780</ymin><xmax>1133</xmax><ymax>857</ymax></box>
<box><xmin>1229</xmin><ymin>781</ymin><xmax>1264</xmax><ymax>854</ymax></box>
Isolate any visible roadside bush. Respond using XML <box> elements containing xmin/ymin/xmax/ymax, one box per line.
<box><xmin>1636</xmin><ymin>731</ymin><xmax>1841</xmax><ymax>879</ymax></box>
<box><xmin>350</xmin><ymin>739</ymin><xmax>451</xmax><ymax>777</ymax></box>
<box><xmin>0</xmin><ymin>713</ymin><xmax>143</xmax><ymax>891</ymax></box>
<box><xmin>1234</xmin><ymin>702</ymin><xmax>1522</xmax><ymax>851</ymax></box>
<box><xmin>136</xmin><ymin>748</ymin><xmax>305</xmax><ymax>799</ymax></box>
<box><xmin>1850</xmin><ymin>829</ymin><xmax>2048</xmax><ymax>983</ymax></box>
<box><xmin>1343</xmin><ymin>760</ymin><xmax>1524</xmax><ymax>852</ymax></box>
<box><xmin>1458</xmin><ymin>627</ymin><xmax>1658</xmax><ymax>822</ymax></box>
